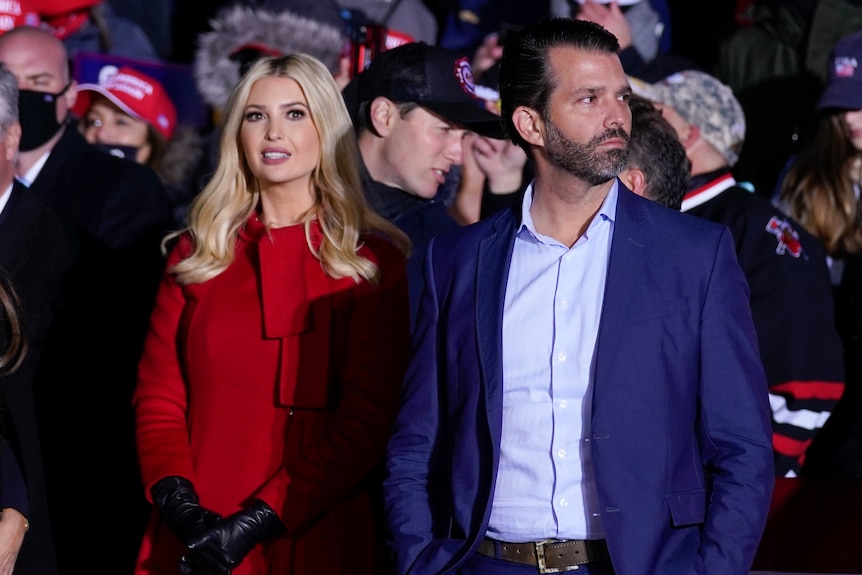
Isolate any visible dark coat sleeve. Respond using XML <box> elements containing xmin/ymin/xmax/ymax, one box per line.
<box><xmin>0</xmin><ymin>441</ymin><xmax>28</xmax><ymax>516</ymax></box>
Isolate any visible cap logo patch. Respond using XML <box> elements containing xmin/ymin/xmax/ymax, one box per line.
<box><xmin>0</xmin><ymin>0</ymin><xmax>21</xmax><ymax>31</ymax></box>
<box><xmin>107</xmin><ymin>74</ymin><xmax>154</xmax><ymax>102</ymax></box>
<box><xmin>765</xmin><ymin>216</ymin><xmax>803</xmax><ymax>258</ymax></box>
<box><xmin>454</xmin><ymin>56</ymin><xmax>477</xmax><ymax>98</ymax></box>
<box><xmin>0</xmin><ymin>1</ymin><xmax>22</xmax><ymax>16</ymax></box>
<box><xmin>834</xmin><ymin>56</ymin><xmax>858</xmax><ymax>78</ymax></box>
<box><xmin>384</xmin><ymin>29</ymin><xmax>413</xmax><ymax>50</ymax></box>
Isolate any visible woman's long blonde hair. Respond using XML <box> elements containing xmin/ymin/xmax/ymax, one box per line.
<box><xmin>0</xmin><ymin>268</ymin><xmax>25</xmax><ymax>376</ymax></box>
<box><xmin>168</xmin><ymin>53</ymin><xmax>409</xmax><ymax>285</ymax></box>
<box><xmin>780</xmin><ymin>112</ymin><xmax>862</xmax><ymax>257</ymax></box>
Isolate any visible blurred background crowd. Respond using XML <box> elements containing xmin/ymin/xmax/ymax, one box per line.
<box><xmin>0</xmin><ymin>0</ymin><xmax>861</xmax><ymax>574</ymax></box>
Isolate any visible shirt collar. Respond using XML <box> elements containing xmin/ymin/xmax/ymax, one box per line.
<box><xmin>0</xmin><ymin>181</ymin><xmax>12</xmax><ymax>216</ymax></box>
<box><xmin>518</xmin><ymin>178</ymin><xmax>619</xmax><ymax>242</ymax></box>
<box><xmin>18</xmin><ymin>149</ymin><xmax>51</xmax><ymax>187</ymax></box>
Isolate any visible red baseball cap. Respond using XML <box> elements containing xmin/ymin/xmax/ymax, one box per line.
<box><xmin>0</xmin><ymin>0</ymin><xmax>40</xmax><ymax>33</ymax></box>
<box><xmin>28</xmin><ymin>0</ymin><xmax>99</xmax><ymax>17</ymax></box>
<box><xmin>74</xmin><ymin>67</ymin><xmax>177</xmax><ymax>140</ymax></box>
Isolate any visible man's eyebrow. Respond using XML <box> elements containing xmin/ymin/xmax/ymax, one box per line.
<box><xmin>24</xmin><ymin>72</ymin><xmax>54</xmax><ymax>82</ymax></box>
<box><xmin>571</xmin><ymin>86</ymin><xmax>601</xmax><ymax>98</ymax></box>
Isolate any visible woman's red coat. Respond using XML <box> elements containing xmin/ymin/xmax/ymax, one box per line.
<box><xmin>133</xmin><ymin>217</ymin><xmax>411</xmax><ymax>574</ymax></box>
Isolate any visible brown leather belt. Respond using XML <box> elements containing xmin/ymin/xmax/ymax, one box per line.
<box><xmin>477</xmin><ymin>537</ymin><xmax>610</xmax><ymax>573</ymax></box>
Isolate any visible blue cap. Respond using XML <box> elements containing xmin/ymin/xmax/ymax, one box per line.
<box><xmin>818</xmin><ymin>30</ymin><xmax>862</xmax><ymax>111</ymax></box>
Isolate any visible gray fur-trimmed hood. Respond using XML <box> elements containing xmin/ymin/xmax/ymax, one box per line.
<box><xmin>193</xmin><ymin>3</ymin><xmax>347</xmax><ymax>110</ymax></box>
<box><xmin>159</xmin><ymin>123</ymin><xmax>205</xmax><ymax>191</ymax></box>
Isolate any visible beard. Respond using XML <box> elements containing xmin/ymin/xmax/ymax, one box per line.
<box><xmin>545</xmin><ymin>119</ymin><xmax>630</xmax><ymax>185</ymax></box>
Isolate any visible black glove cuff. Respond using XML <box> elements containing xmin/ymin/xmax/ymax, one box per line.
<box><xmin>151</xmin><ymin>476</ymin><xmax>197</xmax><ymax>508</ymax></box>
<box><xmin>247</xmin><ymin>500</ymin><xmax>285</xmax><ymax>540</ymax></box>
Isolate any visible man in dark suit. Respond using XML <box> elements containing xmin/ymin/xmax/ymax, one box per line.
<box><xmin>383</xmin><ymin>18</ymin><xmax>774</xmax><ymax>575</ymax></box>
<box><xmin>0</xmin><ymin>60</ymin><xmax>83</xmax><ymax>575</ymax></box>
<box><xmin>0</xmin><ymin>185</ymin><xmax>74</xmax><ymax>575</ymax></box>
<box><xmin>0</xmin><ymin>25</ymin><xmax>172</xmax><ymax>575</ymax></box>
<box><xmin>0</xmin><ymin>25</ymin><xmax>172</xmax><ymax>251</ymax></box>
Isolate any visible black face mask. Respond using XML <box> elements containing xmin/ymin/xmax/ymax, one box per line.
<box><xmin>18</xmin><ymin>81</ymin><xmax>71</xmax><ymax>152</ymax></box>
<box><xmin>91</xmin><ymin>143</ymin><xmax>139</xmax><ymax>162</ymax></box>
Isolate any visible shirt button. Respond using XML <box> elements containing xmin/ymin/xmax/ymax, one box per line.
<box><xmin>559</xmin><ymin>400</ymin><xmax>568</xmax><ymax>408</ymax></box>
<box><xmin>557</xmin><ymin>449</ymin><xmax>566</xmax><ymax>458</ymax></box>
<box><xmin>560</xmin><ymin>499</ymin><xmax>569</xmax><ymax>507</ymax></box>
<box><xmin>558</xmin><ymin>352</ymin><xmax>566</xmax><ymax>362</ymax></box>
<box><xmin>560</xmin><ymin>301</ymin><xmax>568</xmax><ymax>309</ymax></box>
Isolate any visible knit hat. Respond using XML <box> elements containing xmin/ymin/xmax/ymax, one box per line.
<box><xmin>355</xmin><ymin>42</ymin><xmax>504</xmax><ymax>138</ymax></box>
<box><xmin>817</xmin><ymin>30</ymin><xmax>862</xmax><ymax>111</ymax></box>
<box><xmin>630</xmin><ymin>70</ymin><xmax>746</xmax><ymax>166</ymax></box>
<box><xmin>74</xmin><ymin>66</ymin><xmax>177</xmax><ymax>140</ymax></box>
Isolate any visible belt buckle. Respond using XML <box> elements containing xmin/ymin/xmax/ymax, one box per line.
<box><xmin>535</xmin><ymin>540</ymin><xmax>579</xmax><ymax>574</ymax></box>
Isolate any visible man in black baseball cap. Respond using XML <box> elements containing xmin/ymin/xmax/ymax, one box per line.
<box><xmin>355</xmin><ymin>41</ymin><xmax>505</xmax><ymax>138</ymax></box>
<box><xmin>347</xmin><ymin>41</ymin><xmax>507</xmax><ymax>325</ymax></box>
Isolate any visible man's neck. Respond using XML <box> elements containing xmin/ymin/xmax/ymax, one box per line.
<box><xmin>688</xmin><ymin>146</ymin><xmax>728</xmax><ymax>178</ymax></box>
<box><xmin>0</xmin><ymin>177</ymin><xmax>16</xmax><ymax>218</ymax></box>
<box><xmin>356</xmin><ymin>134</ymin><xmax>390</xmax><ymax>188</ymax></box>
<box><xmin>530</xmin><ymin>172</ymin><xmax>613</xmax><ymax>248</ymax></box>
<box><xmin>16</xmin><ymin>126</ymin><xmax>65</xmax><ymax>178</ymax></box>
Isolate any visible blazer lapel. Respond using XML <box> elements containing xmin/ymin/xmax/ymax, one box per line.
<box><xmin>476</xmin><ymin>209</ymin><xmax>519</xmax><ymax>414</ymax></box>
<box><xmin>594</xmin><ymin>187</ymin><xmax>652</xmax><ymax>390</ymax></box>
<box><xmin>472</xmin><ymin>190</ymin><xmax>653</xmax><ymax>412</ymax></box>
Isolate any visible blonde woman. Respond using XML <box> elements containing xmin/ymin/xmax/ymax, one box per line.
<box><xmin>0</xmin><ymin>269</ymin><xmax>24</xmax><ymax>377</ymax></box>
<box><xmin>0</xmin><ymin>268</ymin><xmax>29</xmax><ymax>575</ymax></box>
<box><xmin>132</xmin><ymin>53</ymin><xmax>411</xmax><ymax>575</ymax></box>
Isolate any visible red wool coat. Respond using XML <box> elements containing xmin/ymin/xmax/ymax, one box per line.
<box><xmin>133</xmin><ymin>216</ymin><xmax>410</xmax><ymax>574</ymax></box>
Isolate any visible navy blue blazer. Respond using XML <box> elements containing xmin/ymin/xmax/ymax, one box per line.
<box><xmin>384</xmin><ymin>184</ymin><xmax>774</xmax><ymax>575</ymax></box>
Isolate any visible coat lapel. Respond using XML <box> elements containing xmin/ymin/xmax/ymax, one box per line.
<box><xmin>594</xmin><ymin>187</ymin><xmax>652</xmax><ymax>393</ymax></box>
<box><xmin>472</xmin><ymin>189</ymin><xmax>653</xmax><ymax>415</ymax></box>
<box><xmin>476</xmin><ymin>209</ymin><xmax>519</xmax><ymax>414</ymax></box>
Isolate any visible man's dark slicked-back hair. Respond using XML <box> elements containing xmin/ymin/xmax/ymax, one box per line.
<box><xmin>627</xmin><ymin>94</ymin><xmax>691</xmax><ymax>211</ymax></box>
<box><xmin>498</xmin><ymin>17</ymin><xmax>620</xmax><ymax>152</ymax></box>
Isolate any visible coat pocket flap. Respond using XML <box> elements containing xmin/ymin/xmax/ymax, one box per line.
<box><xmin>666</xmin><ymin>490</ymin><xmax>706</xmax><ymax>527</ymax></box>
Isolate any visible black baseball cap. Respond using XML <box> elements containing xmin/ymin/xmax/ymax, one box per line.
<box><xmin>355</xmin><ymin>42</ymin><xmax>505</xmax><ymax>139</ymax></box>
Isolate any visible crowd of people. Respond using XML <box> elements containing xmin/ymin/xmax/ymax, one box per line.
<box><xmin>0</xmin><ymin>1</ymin><xmax>859</xmax><ymax>574</ymax></box>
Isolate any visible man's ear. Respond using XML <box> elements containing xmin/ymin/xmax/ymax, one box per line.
<box><xmin>681</xmin><ymin>122</ymin><xmax>699</xmax><ymax>149</ymax></box>
<box><xmin>5</xmin><ymin>121</ymin><xmax>20</xmax><ymax>159</ymax></box>
<box><xmin>64</xmin><ymin>79</ymin><xmax>78</xmax><ymax>110</ymax></box>
<box><xmin>618</xmin><ymin>167</ymin><xmax>648</xmax><ymax>198</ymax></box>
<box><xmin>369</xmin><ymin>97</ymin><xmax>396</xmax><ymax>137</ymax></box>
<box><xmin>512</xmin><ymin>106</ymin><xmax>543</xmax><ymax>147</ymax></box>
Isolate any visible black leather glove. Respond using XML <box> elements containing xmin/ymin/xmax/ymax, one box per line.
<box><xmin>151</xmin><ymin>476</ymin><xmax>222</xmax><ymax>546</ymax></box>
<box><xmin>179</xmin><ymin>499</ymin><xmax>285</xmax><ymax>575</ymax></box>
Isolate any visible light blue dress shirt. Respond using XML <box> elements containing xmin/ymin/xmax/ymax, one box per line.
<box><xmin>487</xmin><ymin>180</ymin><xmax>618</xmax><ymax>542</ymax></box>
